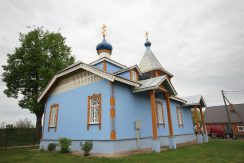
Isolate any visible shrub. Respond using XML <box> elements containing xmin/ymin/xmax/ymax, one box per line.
<box><xmin>48</xmin><ymin>143</ymin><xmax>57</xmax><ymax>151</ymax></box>
<box><xmin>58</xmin><ymin>137</ymin><xmax>72</xmax><ymax>153</ymax></box>
<box><xmin>80</xmin><ymin>141</ymin><xmax>93</xmax><ymax>156</ymax></box>
<box><xmin>40</xmin><ymin>146</ymin><xmax>45</xmax><ymax>152</ymax></box>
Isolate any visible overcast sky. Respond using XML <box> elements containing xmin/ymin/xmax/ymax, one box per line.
<box><xmin>1</xmin><ymin>0</ymin><xmax>244</xmax><ymax>124</ymax></box>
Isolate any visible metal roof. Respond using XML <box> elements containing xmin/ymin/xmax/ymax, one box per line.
<box><xmin>181</xmin><ymin>95</ymin><xmax>207</xmax><ymax>107</ymax></box>
<box><xmin>205</xmin><ymin>103</ymin><xmax>244</xmax><ymax>124</ymax></box>
<box><xmin>113</xmin><ymin>65</ymin><xmax>142</xmax><ymax>75</ymax></box>
<box><xmin>139</xmin><ymin>47</ymin><xmax>163</xmax><ymax>73</ymax></box>
<box><xmin>133</xmin><ymin>76</ymin><xmax>177</xmax><ymax>95</ymax></box>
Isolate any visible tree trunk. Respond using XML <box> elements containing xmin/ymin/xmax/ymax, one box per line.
<box><xmin>36</xmin><ymin>113</ymin><xmax>43</xmax><ymax>140</ymax></box>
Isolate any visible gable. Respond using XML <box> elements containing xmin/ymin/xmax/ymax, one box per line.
<box><xmin>38</xmin><ymin>61</ymin><xmax>140</xmax><ymax>102</ymax></box>
<box><xmin>133</xmin><ymin>75</ymin><xmax>177</xmax><ymax>95</ymax></box>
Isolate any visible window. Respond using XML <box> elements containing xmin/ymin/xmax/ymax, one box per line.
<box><xmin>176</xmin><ymin>106</ymin><xmax>183</xmax><ymax>127</ymax></box>
<box><xmin>131</xmin><ymin>70</ymin><xmax>137</xmax><ymax>81</ymax></box>
<box><xmin>48</xmin><ymin>104</ymin><xmax>59</xmax><ymax>131</ymax></box>
<box><xmin>87</xmin><ymin>93</ymin><xmax>102</xmax><ymax>129</ymax></box>
<box><xmin>237</xmin><ymin>124</ymin><xmax>244</xmax><ymax>132</ymax></box>
<box><xmin>156</xmin><ymin>100</ymin><xmax>165</xmax><ymax>126</ymax></box>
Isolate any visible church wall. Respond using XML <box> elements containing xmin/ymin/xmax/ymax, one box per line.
<box><xmin>114</xmin><ymin>82</ymin><xmax>153</xmax><ymax>139</ymax></box>
<box><xmin>42</xmin><ymin>79</ymin><xmax>111</xmax><ymax>141</ymax></box>
<box><xmin>106</xmin><ymin>62</ymin><xmax>122</xmax><ymax>73</ymax></box>
<box><xmin>170</xmin><ymin>101</ymin><xmax>195</xmax><ymax>135</ymax></box>
<box><xmin>114</xmin><ymin>85</ymin><xmax>194</xmax><ymax>139</ymax></box>
<box><xmin>93</xmin><ymin>62</ymin><xmax>103</xmax><ymax>70</ymax></box>
<box><xmin>156</xmin><ymin>95</ymin><xmax>170</xmax><ymax>136</ymax></box>
<box><xmin>93</xmin><ymin>61</ymin><xmax>122</xmax><ymax>73</ymax></box>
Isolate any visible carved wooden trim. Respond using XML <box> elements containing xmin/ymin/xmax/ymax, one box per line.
<box><xmin>87</xmin><ymin>96</ymin><xmax>91</xmax><ymax>130</ymax></box>
<box><xmin>98</xmin><ymin>93</ymin><xmax>102</xmax><ymax>130</ymax></box>
<box><xmin>110</xmin><ymin>82</ymin><xmax>116</xmax><ymax>140</ymax></box>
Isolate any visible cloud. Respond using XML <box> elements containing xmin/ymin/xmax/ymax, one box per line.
<box><xmin>0</xmin><ymin>0</ymin><xmax>244</xmax><ymax>123</ymax></box>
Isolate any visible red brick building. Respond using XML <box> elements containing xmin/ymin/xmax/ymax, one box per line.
<box><xmin>205</xmin><ymin>103</ymin><xmax>244</xmax><ymax>137</ymax></box>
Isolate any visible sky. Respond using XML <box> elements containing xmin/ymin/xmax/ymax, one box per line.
<box><xmin>0</xmin><ymin>0</ymin><xmax>244</xmax><ymax>125</ymax></box>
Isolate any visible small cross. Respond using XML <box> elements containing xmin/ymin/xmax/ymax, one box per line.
<box><xmin>145</xmin><ymin>31</ymin><xmax>149</xmax><ymax>40</ymax></box>
<box><xmin>101</xmin><ymin>24</ymin><xmax>107</xmax><ymax>37</ymax></box>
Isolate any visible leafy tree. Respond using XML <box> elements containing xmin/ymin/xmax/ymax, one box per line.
<box><xmin>192</xmin><ymin>109</ymin><xmax>203</xmax><ymax>125</ymax></box>
<box><xmin>15</xmin><ymin>118</ymin><xmax>34</xmax><ymax>128</ymax></box>
<box><xmin>2</xmin><ymin>27</ymin><xmax>75</xmax><ymax>139</ymax></box>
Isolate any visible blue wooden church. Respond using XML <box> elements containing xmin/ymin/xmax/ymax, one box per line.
<box><xmin>38</xmin><ymin>26</ymin><xmax>208</xmax><ymax>154</ymax></box>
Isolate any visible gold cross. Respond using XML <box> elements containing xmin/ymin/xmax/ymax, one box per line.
<box><xmin>145</xmin><ymin>31</ymin><xmax>149</xmax><ymax>39</ymax></box>
<box><xmin>101</xmin><ymin>24</ymin><xmax>107</xmax><ymax>37</ymax></box>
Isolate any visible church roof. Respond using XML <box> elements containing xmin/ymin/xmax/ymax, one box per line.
<box><xmin>113</xmin><ymin>65</ymin><xmax>142</xmax><ymax>75</ymax></box>
<box><xmin>139</xmin><ymin>40</ymin><xmax>173</xmax><ymax>77</ymax></box>
<box><xmin>139</xmin><ymin>47</ymin><xmax>163</xmax><ymax>73</ymax></box>
<box><xmin>133</xmin><ymin>76</ymin><xmax>177</xmax><ymax>95</ymax></box>
<box><xmin>96</xmin><ymin>38</ymin><xmax>113</xmax><ymax>53</ymax></box>
<box><xmin>181</xmin><ymin>95</ymin><xmax>207</xmax><ymax>107</ymax></box>
<box><xmin>38</xmin><ymin>61</ymin><xmax>140</xmax><ymax>102</ymax></box>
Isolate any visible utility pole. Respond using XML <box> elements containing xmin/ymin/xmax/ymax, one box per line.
<box><xmin>221</xmin><ymin>90</ymin><xmax>233</xmax><ymax>138</ymax></box>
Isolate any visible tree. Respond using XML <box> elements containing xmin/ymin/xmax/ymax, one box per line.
<box><xmin>191</xmin><ymin>109</ymin><xmax>202</xmax><ymax>125</ymax></box>
<box><xmin>15</xmin><ymin>118</ymin><xmax>34</xmax><ymax>128</ymax></box>
<box><xmin>2</xmin><ymin>27</ymin><xmax>75</xmax><ymax>139</ymax></box>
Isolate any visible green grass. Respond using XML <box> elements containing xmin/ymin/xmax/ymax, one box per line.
<box><xmin>0</xmin><ymin>139</ymin><xmax>243</xmax><ymax>163</ymax></box>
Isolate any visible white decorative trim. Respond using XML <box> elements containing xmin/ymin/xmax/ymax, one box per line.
<box><xmin>50</xmin><ymin>71</ymin><xmax>103</xmax><ymax>96</ymax></box>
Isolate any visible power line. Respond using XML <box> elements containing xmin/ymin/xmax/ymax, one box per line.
<box><xmin>223</xmin><ymin>90</ymin><xmax>244</xmax><ymax>93</ymax></box>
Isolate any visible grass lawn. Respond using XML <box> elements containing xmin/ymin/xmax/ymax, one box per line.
<box><xmin>0</xmin><ymin>139</ymin><xmax>243</xmax><ymax>163</ymax></box>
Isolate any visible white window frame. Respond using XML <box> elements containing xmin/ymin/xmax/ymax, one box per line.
<box><xmin>87</xmin><ymin>93</ymin><xmax>102</xmax><ymax>130</ymax></box>
<box><xmin>176</xmin><ymin>106</ymin><xmax>183</xmax><ymax>127</ymax></box>
<box><xmin>89</xmin><ymin>96</ymin><xmax>100</xmax><ymax>124</ymax></box>
<box><xmin>48</xmin><ymin>104</ymin><xmax>59</xmax><ymax>130</ymax></box>
<box><xmin>237</xmin><ymin>124</ymin><xmax>244</xmax><ymax>132</ymax></box>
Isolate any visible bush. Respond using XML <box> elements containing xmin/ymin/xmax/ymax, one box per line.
<box><xmin>80</xmin><ymin>141</ymin><xmax>93</xmax><ymax>156</ymax></box>
<box><xmin>40</xmin><ymin>145</ymin><xmax>45</xmax><ymax>152</ymax></box>
<box><xmin>48</xmin><ymin>143</ymin><xmax>57</xmax><ymax>151</ymax></box>
<box><xmin>58</xmin><ymin>137</ymin><xmax>72</xmax><ymax>153</ymax></box>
